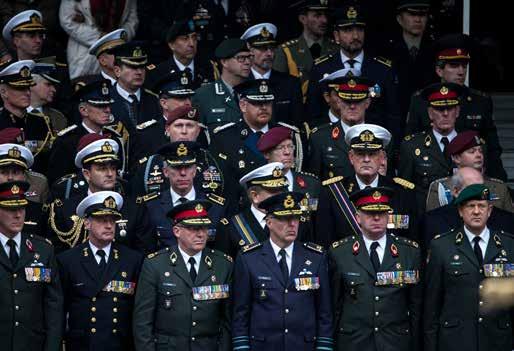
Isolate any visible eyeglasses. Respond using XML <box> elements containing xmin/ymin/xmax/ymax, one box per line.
<box><xmin>274</xmin><ymin>144</ymin><xmax>296</xmax><ymax>152</ymax></box>
<box><xmin>233</xmin><ymin>54</ymin><xmax>254</xmax><ymax>63</ymax></box>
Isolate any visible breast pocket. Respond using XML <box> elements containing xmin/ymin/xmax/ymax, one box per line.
<box><xmin>343</xmin><ymin>275</ymin><xmax>364</xmax><ymax>302</ymax></box>
<box><xmin>254</xmin><ymin>279</ymin><xmax>277</xmax><ymax>302</ymax></box>
<box><xmin>158</xmin><ymin>288</ymin><xmax>182</xmax><ymax>311</ymax></box>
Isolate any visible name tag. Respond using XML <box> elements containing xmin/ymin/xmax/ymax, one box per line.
<box><xmin>483</xmin><ymin>263</ymin><xmax>514</xmax><ymax>277</ymax></box>
<box><xmin>276</xmin><ymin>100</ymin><xmax>291</xmax><ymax>105</ymax></box>
<box><xmin>376</xmin><ymin>270</ymin><xmax>419</xmax><ymax>286</ymax></box>
<box><xmin>387</xmin><ymin>214</ymin><xmax>409</xmax><ymax>229</ymax></box>
<box><xmin>211</xmin><ymin>108</ymin><xmax>225</xmax><ymax>113</ymax></box>
<box><xmin>192</xmin><ymin>284</ymin><xmax>230</xmax><ymax>300</ymax></box>
<box><xmin>294</xmin><ymin>276</ymin><xmax>320</xmax><ymax>291</ymax></box>
<box><xmin>103</xmin><ymin>280</ymin><xmax>136</xmax><ymax>295</ymax></box>
<box><xmin>25</xmin><ymin>267</ymin><xmax>51</xmax><ymax>282</ymax></box>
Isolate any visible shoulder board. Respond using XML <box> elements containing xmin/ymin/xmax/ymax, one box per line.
<box><xmin>242</xmin><ymin>242</ymin><xmax>262</xmax><ymax>253</ymax></box>
<box><xmin>136</xmin><ymin>119</ymin><xmax>157</xmax><ymax>130</ymax></box>
<box><xmin>314</xmin><ymin>53</ymin><xmax>332</xmax><ymax>65</ymax></box>
<box><xmin>29</xmin><ymin>234</ymin><xmax>53</xmax><ymax>246</ymax></box>
<box><xmin>434</xmin><ymin>230</ymin><xmax>455</xmax><ymax>241</ymax></box>
<box><xmin>213</xmin><ymin>122</ymin><xmax>236</xmax><ymax>134</ymax></box>
<box><xmin>331</xmin><ymin>236</ymin><xmax>354</xmax><ymax>249</ymax></box>
<box><xmin>57</xmin><ymin>124</ymin><xmax>77</xmax><ymax>136</ymax></box>
<box><xmin>146</xmin><ymin>64</ymin><xmax>156</xmax><ymax>70</ymax></box>
<box><xmin>136</xmin><ymin>192</ymin><xmax>160</xmax><ymax>204</ymax></box>
<box><xmin>55</xmin><ymin>173</ymin><xmax>77</xmax><ymax>184</ymax></box>
<box><xmin>218</xmin><ymin>153</ymin><xmax>227</xmax><ymax>160</ymax></box>
<box><xmin>139</xmin><ymin>156</ymin><xmax>148</xmax><ymax>164</ymax></box>
<box><xmin>144</xmin><ymin>88</ymin><xmax>159</xmax><ymax>98</ymax></box>
<box><xmin>373</xmin><ymin>56</ymin><xmax>392</xmax><ymax>67</ymax></box>
<box><xmin>102</xmin><ymin>125</ymin><xmax>121</xmax><ymax>137</ymax></box>
<box><xmin>210</xmin><ymin>249</ymin><xmax>234</xmax><ymax>262</ymax></box>
<box><xmin>304</xmin><ymin>242</ymin><xmax>324</xmax><ymax>253</ymax></box>
<box><xmin>277</xmin><ymin>121</ymin><xmax>299</xmax><ymax>132</ymax></box>
<box><xmin>56</xmin><ymin>62</ymin><xmax>67</xmax><ymax>67</ymax></box>
<box><xmin>298</xmin><ymin>171</ymin><xmax>319</xmax><ymax>179</ymax></box>
<box><xmin>147</xmin><ymin>247</ymin><xmax>170</xmax><ymax>259</ymax></box>
<box><xmin>281</xmin><ymin>39</ymin><xmax>298</xmax><ymax>48</ymax></box>
<box><xmin>322</xmin><ymin>176</ymin><xmax>344</xmax><ymax>186</ymax></box>
<box><xmin>403</xmin><ymin>134</ymin><xmax>414</xmax><ymax>141</ymax></box>
<box><xmin>206</xmin><ymin>193</ymin><xmax>225</xmax><ymax>206</ymax></box>
<box><xmin>394</xmin><ymin>235</ymin><xmax>419</xmax><ymax>248</ymax></box>
<box><xmin>487</xmin><ymin>177</ymin><xmax>504</xmax><ymax>184</ymax></box>
<box><xmin>220</xmin><ymin>217</ymin><xmax>229</xmax><ymax>225</ymax></box>
<box><xmin>499</xmin><ymin>230</ymin><xmax>514</xmax><ymax>238</ymax></box>
<box><xmin>393</xmin><ymin>177</ymin><xmax>415</xmax><ymax>190</ymax></box>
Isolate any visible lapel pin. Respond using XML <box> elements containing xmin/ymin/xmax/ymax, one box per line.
<box><xmin>121</xmin><ymin>271</ymin><xmax>127</xmax><ymax>278</ymax></box>
<box><xmin>391</xmin><ymin>243</ymin><xmax>399</xmax><ymax>257</ymax></box>
<box><xmin>396</xmin><ymin>262</ymin><xmax>401</xmax><ymax>269</ymax></box>
<box><xmin>170</xmin><ymin>252</ymin><xmax>177</xmax><ymax>265</ymax></box>
<box><xmin>305</xmin><ymin>260</ymin><xmax>312</xmax><ymax>266</ymax></box>
<box><xmin>352</xmin><ymin>241</ymin><xmax>360</xmax><ymax>255</ymax></box>
<box><xmin>211</xmin><ymin>275</ymin><xmax>217</xmax><ymax>282</ymax></box>
<box><xmin>205</xmin><ymin>256</ymin><xmax>213</xmax><ymax>268</ymax></box>
<box><xmin>455</xmin><ymin>232</ymin><xmax>463</xmax><ymax>244</ymax></box>
<box><xmin>25</xmin><ymin>239</ymin><xmax>33</xmax><ymax>252</ymax></box>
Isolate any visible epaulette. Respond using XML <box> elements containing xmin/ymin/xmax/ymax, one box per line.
<box><xmin>206</xmin><ymin>193</ymin><xmax>225</xmax><ymax>206</ymax></box>
<box><xmin>304</xmin><ymin>242</ymin><xmax>324</xmax><ymax>253</ymax></box>
<box><xmin>322</xmin><ymin>176</ymin><xmax>344</xmax><ymax>186</ymax></box>
<box><xmin>242</xmin><ymin>242</ymin><xmax>262</xmax><ymax>253</ymax></box>
<box><xmin>277</xmin><ymin>121</ymin><xmax>299</xmax><ymax>133</ymax></box>
<box><xmin>56</xmin><ymin>61</ymin><xmax>67</xmax><ymax>67</ymax></box>
<box><xmin>136</xmin><ymin>119</ymin><xmax>157</xmax><ymax>130</ymax></box>
<box><xmin>53</xmin><ymin>199</ymin><xmax>63</xmax><ymax>207</ymax></box>
<box><xmin>103</xmin><ymin>125</ymin><xmax>122</xmax><ymax>137</ymax></box>
<box><xmin>314</xmin><ymin>53</ymin><xmax>332</xmax><ymax>65</ymax></box>
<box><xmin>144</xmin><ymin>88</ymin><xmax>159</xmax><ymax>98</ymax></box>
<box><xmin>147</xmin><ymin>247</ymin><xmax>170</xmax><ymax>259</ymax></box>
<box><xmin>55</xmin><ymin>173</ymin><xmax>77</xmax><ymax>185</ymax></box>
<box><xmin>57</xmin><ymin>124</ymin><xmax>77</xmax><ymax>136</ymax></box>
<box><xmin>434</xmin><ymin>229</ymin><xmax>455</xmax><ymax>241</ymax></box>
<box><xmin>213</xmin><ymin>122</ymin><xmax>236</xmax><ymax>134</ymax></box>
<box><xmin>394</xmin><ymin>235</ymin><xmax>419</xmax><ymax>249</ymax></box>
<box><xmin>373</xmin><ymin>56</ymin><xmax>392</xmax><ymax>68</ymax></box>
<box><xmin>29</xmin><ymin>234</ymin><xmax>53</xmax><ymax>246</ymax></box>
<box><xmin>146</xmin><ymin>64</ymin><xmax>156</xmax><ymax>70</ymax></box>
<box><xmin>136</xmin><ymin>192</ymin><xmax>160</xmax><ymax>204</ymax></box>
<box><xmin>139</xmin><ymin>157</ymin><xmax>148</xmax><ymax>164</ymax></box>
<box><xmin>298</xmin><ymin>171</ymin><xmax>318</xmax><ymax>179</ymax></box>
<box><xmin>220</xmin><ymin>218</ymin><xmax>229</xmax><ymax>225</ymax></box>
<box><xmin>403</xmin><ymin>134</ymin><xmax>414</xmax><ymax>141</ymax></box>
<box><xmin>211</xmin><ymin>249</ymin><xmax>234</xmax><ymax>262</ymax></box>
<box><xmin>331</xmin><ymin>236</ymin><xmax>354</xmax><ymax>249</ymax></box>
<box><xmin>393</xmin><ymin>177</ymin><xmax>415</xmax><ymax>190</ymax></box>
<box><xmin>499</xmin><ymin>230</ymin><xmax>514</xmax><ymax>238</ymax></box>
<box><xmin>281</xmin><ymin>39</ymin><xmax>298</xmax><ymax>48</ymax></box>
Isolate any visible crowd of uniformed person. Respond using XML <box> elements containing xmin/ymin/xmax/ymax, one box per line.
<box><xmin>0</xmin><ymin>0</ymin><xmax>513</xmax><ymax>350</ymax></box>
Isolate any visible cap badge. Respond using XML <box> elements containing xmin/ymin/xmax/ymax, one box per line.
<box><xmin>284</xmin><ymin>195</ymin><xmax>295</xmax><ymax>209</ymax></box>
<box><xmin>474</xmin><ymin>136</ymin><xmax>481</xmax><ymax>145</ymax></box>
<box><xmin>347</xmin><ymin>6</ymin><xmax>357</xmax><ymax>19</ymax></box>
<box><xmin>352</xmin><ymin>240</ymin><xmax>360</xmax><ymax>255</ymax></box>
<box><xmin>177</xmin><ymin>143</ymin><xmax>188</xmax><ymax>156</ymax></box>
<box><xmin>348</xmin><ymin>79</ymin><xmax>356</xmax><ymax>88</ymax></box>
<box><xmin>482</xmin><ymin>188</ymin><xmax>490</xmax><ymax>199</ymax></box>
<box><xmin>259</xmin><ymin>81</ymin><xmax>268</xmax><ymax>93</ymax></box>
<box><xmin>372</xmin><ymin>191</ymin><xmax>381</xmax><ymax>200</ymax></box>
<box><xmin>457</xmin><ymin>48</ymin><xmax>462</xmax><ymax>55</ymax></box>
<box><xmin>181</xmin><ymin>74</ymin><xmax>189</xmax><ymax>85</ymax></box>
<box><xmin>272</xmin><ymin>166</ymin><xmax>282</xmax><ymax>178</ymax></box>
<box><xmin>104</xmin><ymin>196</ymin><xmax>116</xmax><ymax>209</ymax></box>
<box><xmin>360</xmin><ymin>130</ymin><xmax>375</xmax><ymax>142</ymax></box>
<box><xmin>187</xmin><ymin>109</ymin><xmax>196</xmax><ymax>118</ymax></box>
<box><xmin>133</xmin><ymin>48</ymin><xmax>143</xmax><ymax>57</ymax></box>
<box><xmin>30</xmin><ymin>13</ymin><xmax>42</xmax><ymax>25</ymax></box>
<box><xmin>440</xmin><ymin>86</ymin><xmax>449</xmax><ymax>95</ymax></box>
<box><xmin>8</xmin><ymin>146</ymin><xmax>21</xmax><ymax>159</ymax></box>
<box><xmin>101</xmin><ymin>83</ymin><xmax>109</xmax><ymax>95</ymax></box>
<box><xmin>11</xmin><ymin>184</ymin><xmax>20</xmax><ymax>194</ymax></box>
<box><xmin>20</xmin><ymin>67</ymin><xmax>30</xmax><ymax>78</ymax></box>
<box><xmin>195</xmin><ymin>203</ymin><xmax>204</xmax><ymax>213</ymax></box>
<box><xmin>75</xmin><ymin>81</ymin><xmax>86</xmax><ymax>92</ymax></box>
<box><xmin>101</xmin><ymin>141</ymin><xmax>113</xmax><ymax>153</ymax></box>
<box><xmin>332</xmin><ymin>126</ymin><xmax>340</xmax><ymax>139</ymax></box>
<box><xmin>260</xmin><ymin>26</ymin><xmax>271</xmax><ymax>38</ymax></box>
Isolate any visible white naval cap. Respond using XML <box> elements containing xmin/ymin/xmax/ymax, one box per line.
<box><xmin>319</xmin><ymin>67</ymin><xmax>361</xmax><ymax>83</ymax></box>
<box><xmin>0</xmin><ymin>143</ymin><xmax>34</xmax><ymax>168</ymax></box>
<box><xmin>76</xmin><ymin>191</ymin><xmax>123</xmax><ymax>218</ymax></box>
<box><xmin>2</xmin><ymin>10</ymin><xmax>45</xmax><ymax>43</ymax></box>
<box><xmin>239</xmin><ymin>162</ymin><xmax>289</xmax><ymax>189</ymax></box>
<box><xmin>344</xmin><ymin>123</ymin><xmax>392</xmax><ymax>149</ymax></box>
<box><xmin>89</xmin><ymin>28</ymin><xmax>128</xmax><ymax>56</ymax></box>
<box><xmin>240</xmin><ymin>23</ymin><xmax>277</xmax><ymax>46</ymax></box>
<box><xmin>75</xmin><ymin>137</ymin><xmax>119</xmax><ymax>169</ymax></box>
<box><xmin>0</xmin><ymin>60</ymin><xmax>35</xmax><ymax>87</ymax></box>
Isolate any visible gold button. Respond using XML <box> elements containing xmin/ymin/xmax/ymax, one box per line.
<box><xmin>91</xmin><ymin>317</ymin><xmax>96</xmax><ymax>323</ymax></box>
<box><xmin>113</xmin><ymin>297</ymin><xmax>118</xmax><ymax>302</ymax></box>
<box><xmin>14</xmin><ymin>289</ymin><xmax>18</xmax><ymax>294</ymax></box>
<box><xmin>193</xmin><ymin>306</ymin><xmax>197</xmax><ymax>311</ymax></box>
<box><xmin>113</xmin><ymin>318</ymin><xmax>118</xmax><ymax>323</ymax></box>
<box><xmin>191</xmin><ymin>337</ymin><xmax>195</xmax><ymax>341</ymax></box>
<box><xmin>15</xmin><ymin>321</ymin><xmax>19</xmax><ymax>327</ymax></box>
<box><xmin>92</xmin><ymin>297</ymin><xmax>97</xmax><ymax>302</ymax></box>
<box><xmin>15</xmin><ymin>306</ymin><xmax>19</xmax><ymax>311</ymax></box>
<box><xmin>284</xmin><ymin>289</ymin><xmax>288</xmax><ymax>293</ymax></box>
<box><xmin>91</xmin><ymin>328</ymin><xmax>96</xmax><ymax>333</ymax></box>
<box><xmin>375</xmin><ymin>296</ymin><xmax>380</xmax><ymax>301</ymax></box>
<box><xmin>479</xmin><ymin>301</ymin><xmax>484</xmax><ymax>306</ymax></box>
<box><xmin>113</xmin><ymin>308</ymin><xmax>118</xmax><ymax>313</ymax></box>
<box><xmin>374</xmin><ymin>327</ymin><xmax>379</xmax><ymax>332</ymax></box>
<box><xmin>13</xmin><ymin>273</ymin><xmax>17</xmax><ymax>278</ymax></box>
<box><xmin>285</xmin><ymin>309</ymin><xmax>289</xmax><ymax>313</ymax></box>
<box><xmin>112</xmin><ymin>329</ymin><xmax>117</xmax><ymax>334</ymax></box>
<box><xmin>192</xmin><ymin>321</ymin><xmax>196</xmax><ymax>326</ymax></box>
<box><xmin>91</xmin><ymin>307</ymin><xmax>96</xmax><ymax>312</ymax></box>
<box><xmin>375</xmin><ymin>311</ymin><xmax>379</xmax><ymax>316</ymax></box>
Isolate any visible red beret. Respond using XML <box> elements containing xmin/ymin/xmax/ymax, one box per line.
<box><xmin>256</xmin><ymin>127</ymin><xmax>292</xmax><ymax>152</ymax></box>
<box><xmin>77</xmin><ymin>133</ymin><xmax>107</xmax><ymax>152</ymax></box>
<box><xmin>447</xmin><ymin>131</ymin><xmax>483</xmax><ymax>156</ymax></box>
<box><xmin>165</xmin><ymin>106</ymin><xmax>199</xmax><ymax>127</ymax></box>
<box><xmin>0</xmin><ymin>128</ymin><xmax>22</xmax><ymax>144</ymax></box>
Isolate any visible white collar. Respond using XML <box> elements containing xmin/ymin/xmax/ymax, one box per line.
<box><xmin>173</xmin><ymin>55</ymin><xmax>195</xmax><ymax>76</ymax></box>
<box><xmin>249</xmin><ymin>124</ymin><xmax>269</xmax><ymax>134</ymax></box>
<box><xmin>340</xmin><ymin>119</ymin><xmax>353</xmax><ymax>134</ymax></box>
<box><xmin>328</xmin><ymin>109</ymin><xmax>339</xmax><ymax>123</ymax></box>
<box><xmin>250</xmin><ymin>204</ymin><xmax>267</xmax><ymax>229</ymax></box>
<box><xmin>269</xmin><ymin>238</ymin><xmax>294</xmax><ymax>260</ymax></box>
<box><xmin>116</xmin><ymin>83</ymin><xmax>141</xmax><ymax>102</ymax></box>
<box><xmin>27</xmin><ymin>106</ymin><xmax>42</xmax><ymax>114</ymax></box>
<box><xmin>302</xmin><ymin>33</ymin><xmax>323</xmax><ymax>49</ymax></box>
<box><xmin>88</xmin><ymin>240</ymin><xmax>112</xmax><ymax>262</ymax></box>
<box><xmin>101</xmin><ymin>70</ymin><xmax>117</xmax><ymax>86</ymax></box>
<box><xmin>362</xmin><ymin>233</ymin><xmax>387</xmax><ymax>252</ymax></box>
<box><xmin>356</xmin><ymin>174</ymin><xmax>379</xmax><ymax>189</ymax></box>
<box><xmin>178</xmin><ymin>245</ymin><xmax>202</xmax><ymax>270</ymax></box>
<box><xmin>251</xmin><ymin>67</ymin><xmax>271</xmax><ymax>79</ymax></box>
<box><xmin>285</xmin><ymin>169</ymin><xmax>294</xmax><ymax>191</ymax></box>
<box><xmin>464</xmin><ymin>226</ymin><xmax>490</xmax><ymax>246</ymax></box>
<box><xmin>82</xmin><ymin>122</ymin><xmax>102</xmax><ymax>134</ymax></box>
<box><xmin>340</xmin><ymin>50</ymin><xmax>364</xmax><ymax>65</ymax></box>
<box><xmin>220</xmin><ymin>78</ymin><xmax>234</xmax><ymax>96</ymax></box>
<box><xmin>170</xmin><ymin>187</ymin><xmax>196</xmax><ymax>206</ymax></box>
<box><xmin>0</xmin><ymin>232</ymin><xmax>21</xmax><ymax>254</ymax></box>
<box><xmin>432</xmin><ymin>128</ymin><xmax>457</xmax><ymax>147</ymax></box>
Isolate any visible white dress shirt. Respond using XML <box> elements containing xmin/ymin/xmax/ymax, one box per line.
<box><xmin>464</xmin><ymin>225</ymin><xmax>490</xmax><ymax>257</ymax></box>
<box><xmin>173</xmin><ymin>55</ymin><xmax>195</xmax><ymax>77</ymax></box>
<box><xmin>0</xmin><ymin>232</ymin><xmax>21</xmax><ymax>257</ymax></box>
<box><xmin>170</xmin><ymin>187</ymin><xmax>196</xmax><ymax>207</ymax></box>
<box><xmin>270</xmin><ymin>239</ymin><xmax>294</xmax><ymax>275</ymax></box>
<box><xmin>251</xmin><ymin>67</ymin><xmax>271</xmax><ymax>79</ymax></box>
<box><xmin>285</xmin><ymin>169</ymin><xmax>294</xmax><ymax>191</ymax></box>
<box><xmin>362</xmin><ymin>234</ymin><xmax>387</xmax><ymax>264</ymax></box>
<box><xmin>116</xmin><ymin>83</ymin><xmax>141</xmax><ymax>103</ymax></box>
<box><xmin>101</xmin><ymin>70</ymin><xmax>117</xmax><ymax>85</ymax></box>
<box><xmin>250</xmin><ymin>205</ymin><xmax>267</xmax><ymax>229</ymax></box>
<box><xmin>27</xmin><ymin>106</ymin><xmax>43</xmax><ymax>114</ymax></box>
<box><xmin>356</xmin><ymin>175</ymin><xmax>379</xmax><ymax>189</ymax></box>
<box><xmin>89</xmin><ymin>241</ymin><xmax>111</xmax><ymax>264</ymax></box>
<box><xmin>178</xmin><ymin>245</ymin><xmax>202</xmax><ymax>272</ymax></box>
<box><xmin>250</xmin><ymin>124</ymin><xmax>270</xmax><ymax>134</ymax></box>
<box><xmin>340</xmin><ymin>50</ymin><xmax>364</xmax><ymax>71</ymax></box>
<box><xmin>328</xmin><ymin>110</ymin><xmax>339</xmax><ymax>123</ymax></box>
<box><xmin>82</xmin><ymin>122</ymin><xmax>102</xmax><ymax>134</ymax></box>
<box><xmin>432</xmin><ymin>129</ymin><xmax>457</xmax><ymax>153</ymax></box>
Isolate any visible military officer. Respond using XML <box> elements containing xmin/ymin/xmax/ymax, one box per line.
<box><xmin>241</xmin><ymin>22</ymin><xmax>304</xmax><ymax>127</ymax></box>
<box><xmin>406</xmin><ymin>33</ymin><xmax>507</xmax><ymax>181</ymax></box>
<box><xmin>316</xmin><ymin>124</ymin><xmax>417</xmax><ymax>248</ymax></box>
<box><xmin>329</xmin><ymin>186</ymin><xmax>422</xmax><ymax>351</ymax></box>
<box><xmin>47</xmin><ymin>134</ymin><xmax>157</xmax><ymax>255</ymax></box>
<box><xmin>306</xmin><ymin>3</ymin><xmax>401</xmax><ymax>138</ymax></box>
<box><xmin>424</xmin><ymin>184</ymin><xmax>514</xmax><ymax>351</ymax></box>
<box><xmin>0</xmin><ymin>180</ymin><xmax>63</xmax><ymax>350</ymax></box>
<box><xmin>273</xmin><ymin>0</ymin><xmax>338</xmax><ymax>94</ymax></box>
<box><xmin>133</xmin><ymin>200</ymin><xmax>233</xmax><ymax>351</ymax></box>
<box><xmin>399</xmin><ymin>82</ymin><xmax>462</xmax><ymax>213</ymax></box>
<box><xmin>192</xmin><ymin>38</ymin><xmax>250</xmax><ymax>129</ymax></box>
<box><xmin>130</xmin><ymin>105</ymin><xmax>224</xmax><ymax>198</ymax></box>
<box><xmin>88</xmin><ymin>29</ymin><xmax>128</xmax><ymax>86</ymax></box>
<box><xmin>57</xmin><ymin>191</ymin><xmax>143</xmax><ymax>351</ymax></box>
<box><xmin>232</xmin><ymin>191</ymin><xmax>333</xmax><ymax>351</ymax></box>
<box><xmin>144</xmin><ymin>141</ymin><xmax>227</xmax><ymax>247</ymax></box>
<box><xmin>0</xmin><ymin>59</ymin><xmax>54</xmax><ymax>174</ymax></box>
<box><xmin>2</xmin><ymin>9</ymin><xmax>46</xmax><ymax>59</ymax></box>
<box><xmin>146</xmin><ymin>19</ymin><xmax>214</xmax><ymax>90</ymax></box>
<box><xmin>426</xmin><ymin>130</ymin><xmax>513</xmax><ymax>212</ymax></box>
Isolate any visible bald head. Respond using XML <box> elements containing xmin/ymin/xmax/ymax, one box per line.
<box><xmin>450</xmin><ymin>166</ymin><xmax>484</xmax><ymax>197</ymax></box>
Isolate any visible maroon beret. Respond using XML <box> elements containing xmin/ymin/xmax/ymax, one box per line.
<box><xmin>165</xmin><ymin>106</ymin><xmax>199</xmax><ymax>127</ymax></box>
<box><xmin>77</xmin><ymin>133</ymin><xmax>106</xmax><ymax>152</ymax></box>
<box><xmin>447</xmin><ymin>131</ymin><xmax>483</xmax><ymax>156</ymax></box>
<box><xmin>0</xmin><ymin>128</ymin><xmax>22</xmax><ymax>144</ymax></box>
<box><xmin>257</xmin><ymin>127</ymin><xmax>292</xmax><ymax>152</ymax></box>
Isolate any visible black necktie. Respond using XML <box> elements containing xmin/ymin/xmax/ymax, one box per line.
<box><xmin>97</xmin><ymin>249</ymin><xmax>107</xmax><ymax>273</ymax></box>
<box><xmin>7</xmin><ymin>239</ymin><xmax>18</xmax><ymax>267</ymax></box>
<box><xmin>370</xmin><ymin>241</ymin><xmax>381</xmax><ymax>272</ymax></box>
<box><xmin>255</xmin><ymin>131</ymin><xmax>264</xmax><ymax>138</ymax></box>
<box><xmin>178</xmin><ymin>197</ymin><xmax>188</xmax><ymax>204</ymax></box>
<box><xmin>279</xmin><ymin>249</ymin><xmax>289</xmax><ymax>282</ymax></box>
<box><xmin>441</xmin><ymin>136</ymin><xmax>451</xmax><ymax>164</ymax></box>
<box><xmin>409</xmin><ymin>46</ymin><xmax>419</xmax><ymax>59</ymax></box>
<box><xmin>128</xmin><ymin>94</ymin><xmax>139</xmax><ymax>125</ymax></box>
<box><xmin>346</xmin><ymin>59</ymin><xmax>356</xmax><ymax>68</ymax></box>
<box><xmin>309</xmin><ymin>43</ymin><xmax>322</xmax><ymax>60</ymax></box>
<box><xmin>473</xmin><ymin>237</ymin><xmax>483</xmax><ymax>266</ymax></box>
<box><xmin>188</xmin><ymin>257</ymin><xmax>197</xmax><ymax>282</ymax></box>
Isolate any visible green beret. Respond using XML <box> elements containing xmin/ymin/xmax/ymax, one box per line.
<box><xmin>454</xmin><ymin>184</ymin><xmax>490</xmax><ymax>206</ymax></box>
<box><xmin>215</xmin><ymin>38</ymin><xmax>249</xmax><ymax>59</ymax></box>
